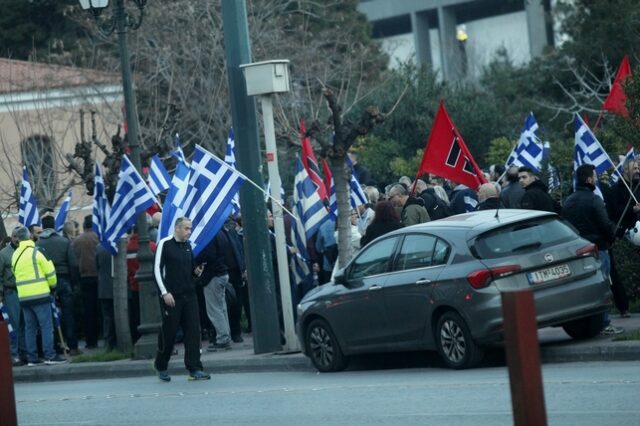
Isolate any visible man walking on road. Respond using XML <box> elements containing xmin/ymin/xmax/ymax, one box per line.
<box><xmin>12</xmin><ymin>226</ymin><xmax>67</xmax><ymax>366</ymax></box>
<box><xmin>153</xmin><ymin>217</ymin><xmax>209</xmax><ymax>382</ymax></box>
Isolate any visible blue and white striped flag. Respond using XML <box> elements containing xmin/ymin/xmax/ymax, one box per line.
<box><xmin>574</xmin><ymin>114</ymin><xmax>615</xmax><ymax>199</ymax></box>
<box><xmin>50</xmin><ymin>296</ymin><xmax>61</xmax><ymax>329</ymax></box>
<box><xmin>93</xmin><ymin>164</ymin><xmax>110</xmax><ymax>244</ymax></box>
<box><xmin>574</xmin><ymin>114</ymin><xmax>615</xmax><ymax>176</ymax></box>
<box><xmin>55</xmin><ymin>191</ymin><xmax>72</xmax><ymax>233</ymax></box>
<box><xmin>158</xmin><ymin>157</ymin><xmax>191</xmax><ymax>241</ymax></box>
<box><xmin>264</xmin><ymin>180</ymin><xmax>285</xmax><ymax>203</ymax></box>
<box><xmin>181</xmin><ymin>145</ymin><xmax>246</xmax><ymax>256</ymax></box>
<box><xmin>505</xmin><ymin>113</ymin><xmax>545</xmax><ymax>172</ymax></box>
<box><xmin>0</xmin><ymin>302</ymin><xmax>15</xmax><ymax>338</ymax></box>
<box><xmin>19</xmin><ymin>167</ymin><xmax>41</xmax><ymax>227</ymax></box>
<box><xmin>225</xmin><ymin>128</ymin><xmax>241</xmax><ymax>215</ymax></box>
<box><xmin>328</xmin><ymin>173</ymin><xmax>368</xmax><ymax>219</ymax></box>
<box><xmin>293</xmin><ymin>158</ymin><xmax>330</xmax><ymax>240</ymax></box>
<box><xmin>172</xmin><ymin>133</ymin><xmax>187</xmax><ymax>164</ymax></box>
<box><xmin>610</xmin><ymin>147</ymin><xmax>635</xmax><ymax>185</ymax></box>
<box><xmin>148</xmin><ymin>155</ymin><xmax>171</xmax><ymax>196</ymax></box>
<box><xmin>103</xmin><ymin>156</ymin><xmax>156</xmax><ymax>254</ymax></box>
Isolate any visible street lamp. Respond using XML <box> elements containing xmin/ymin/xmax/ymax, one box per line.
<box><xmin>240</xmin><ymin>60</ymin><xmax>298</xmax><ymax>352</ymax></box>
<box><xmin>78</xmin><ymin>0</ymin><xmax>160</xmax><ymax>359</ymax></box>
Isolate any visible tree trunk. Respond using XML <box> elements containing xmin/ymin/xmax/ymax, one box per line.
<box><xmin>332</xmin><ymin>158</ymin><xmax>353</xmax><ymax>269</ymax></box>
<box><xmin>113</xmin><ymin>237</ymin><xmax>132</xmax><ymax>354</ymax></box>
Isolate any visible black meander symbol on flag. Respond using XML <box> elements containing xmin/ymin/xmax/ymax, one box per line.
<box><xmin>445</xmin><ymin>130</ymin><xmax>475</xmax><ymax>175</ymax></box>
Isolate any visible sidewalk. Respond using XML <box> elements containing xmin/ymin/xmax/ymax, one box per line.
<box><xmin>11</xmin><ymin>314</ymin><xmax>640</xmax><ymax>383</ymax></box>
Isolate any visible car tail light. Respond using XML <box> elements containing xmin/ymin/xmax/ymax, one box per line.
<box><xmin>576</xmin><ymin>243</ymin><xmax>599</xmax><ymax>259</ymax></box>
<box><xmin>467</xmin><ymin>265</ymin><xmax>521</xmax><ymax>289</ymax></box>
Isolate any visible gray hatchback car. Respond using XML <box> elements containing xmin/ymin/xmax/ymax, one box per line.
<box><xmin>296</xmin><ymin>209</ymin><xmax>612</xmax><ymax>372</ymax></box>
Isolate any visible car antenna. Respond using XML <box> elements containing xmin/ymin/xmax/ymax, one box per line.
<box><xmin>494</xmin><ymin>187</ymin><xmax>501</xmax><ymax>220</ymax></box>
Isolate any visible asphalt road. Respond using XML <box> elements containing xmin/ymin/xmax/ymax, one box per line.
<box><xmin>14</xmin><ymin>361</ymin><xmax>640</xmax><ymax>426</ymax></box>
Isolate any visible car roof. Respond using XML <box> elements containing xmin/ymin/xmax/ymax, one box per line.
<box><xmin>400</xmin><ymin>209</ymin><xmax>557</xmax><ymax>234</ymax></box>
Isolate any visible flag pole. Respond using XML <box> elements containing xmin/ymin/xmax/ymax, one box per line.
<box><xmin>599</xmin><ymin>147</ymin><xmax>639</xmax><ymax>204</ymax></box>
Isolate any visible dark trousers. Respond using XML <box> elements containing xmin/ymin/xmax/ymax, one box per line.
<box><xmin>80</xmin><ymin>277</ymin><xmax>100</xmax><ymax>347</ymax></box>
<box><xmin>129</xmin><ymin>291</ymin><xmax>140</xmax><ymax>343</ymax></box>
<box><xmin>227</xmin><ymin>268</ymin><xmax>244</xmax><ymax>338</ymax></box>
<box><xmin>55</xmin><ymin>276</ymin><xmax>78</xmax><ymax>350</ymax></box>
<box><xmin>609</xmin><ymin>251</ymin><xmax>629</xmax><ymax>313</ymax></box>
<box><xmin>100</xmin><ymin>299</ymin><xmax>116</xmax><ymax>350</ymax></box>
<box><xmin>154</xmin><ymin>292</ymin><xmax>203</xmax><ymax>373</ymax></box>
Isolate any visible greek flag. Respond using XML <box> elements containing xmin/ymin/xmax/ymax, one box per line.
<box><xmin>610</xmin><ymin>147</ymin><xmax>635</xmax><ymax>185</ymax></box>
<box><xmin>225</xmin><ymin>128</ymin><xmax>241</xmax><ymax>214</ymax></box>
<box><xmin>50</xmin><ymin>296</ymin><xmax>61</xmax><ymax>329</ymax></box>
<box><xmin>574</xmin><ymin>114</ymin><xmax>614</xmax><ymax>176</ymax></box>
<box><xmin>506</xmin><ymin>113</ymin><xmax>545</xmax><ymax>172</ymax></box>
<box><xmin>149</xmin><ymin>155</ymin><xmax>171</xmax><ymax>196</ymax></box>
<box><xmin>172</xmin><ymin>133</ymin><xmax>186</xmax><ymax>164</ymax></box>
<box><xmin>158</xmin><ymin>157</ymin><xmax>191</xmax><ymax>241</ymax></box>
<box><xmin>181</xmin><ymin>145</ymin><xmax>246</xmax><ymax>256</ymax></box>
<box><xmin>328</xmin><ymin>171</ymin><xmax>368</xmax><ymax>219</ymax></box>
<box><xmin>293</xmin><ymin>158</ymin><xmax>330</xmax><ymax>240</ymax></box>
<box><xmin>93</xmin><ymin>164</ymin><xmax>110</xmax><ymax>244</ymax></box>
<box><xmin>103</xmin><ymin>156</ymin><xmax>156</xmax><ymax>254</ymax></box>
<box><xmin>264</xmin><ymin>180</ymin><xmax>285</xmax><ymax>203</ymax></box>
<box><xmin>55</xmin><ymin>191</ymin><xmax>72</xmax><ymax>233</ymax></box>
<box><xmin>19</xmin><ymin>167</ymin><xmax>41</xmax><ymax>227</ymax></box>
<box><xmin>0</xmin><ymin>302</ymin><xmax>15</xmax><ymax>338</ymax></box>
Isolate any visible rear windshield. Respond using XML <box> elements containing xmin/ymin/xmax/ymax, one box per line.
<box><xmin>472</xmin><ymin>217</ymin><xmax>577</xmax><ymax>259</ymax></box>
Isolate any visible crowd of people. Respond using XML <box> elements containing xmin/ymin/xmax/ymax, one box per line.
<box><xmin>1</xmin><ymin>156</ymin><xmax>637</xmax><ymax>374</ymax></box>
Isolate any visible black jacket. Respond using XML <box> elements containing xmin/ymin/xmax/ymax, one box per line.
<box><xmin>561</xmin><ymin>184</ymin><xmax>615</xmax><ymax>249</ymax></box>
<box><xmin>154</xmin><ymin>237</ymin><xmax>196</xmax><ymax>296</ymax></box>
<box><xmin>610</xmin><ymin>178</ymin><xmax>640</xmax><ymax>236</ymax></box>
<box><xmin>477</xmin><ymin>197</ymin><xmax>503</xmax><ymax>211</ymax></box>
<box><xmin>418</xmin><ymin>188</ymin><xmax>450</xmax><ymax>220</ymax></box>
<box><xmin>521</xmin><ymin>180</ymin><xmax>558</xmax><ymax>213</ymax></box>
<box><xmin>360</xmin><ymin>221</ymin><xmax>403</xmax><ymax>247</ymax></box>
<box><xmin>196</xmin><ymin>231</ymin><xmax>231</xmax><ymax>284</ymax></box>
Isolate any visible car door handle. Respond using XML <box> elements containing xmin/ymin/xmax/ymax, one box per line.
<box><xmin>369</xmin><ymin>285</ymin><xmax>382</xmax><ymax>291</ymax></box>
<box><xmin>415</xmin><ymin>279</ymin><xmax>431</xmax><ymax>285</ymax></box>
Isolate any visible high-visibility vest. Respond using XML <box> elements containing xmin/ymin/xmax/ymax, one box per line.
<box><xmin>11</xmin><ymin>240</ymin><xmax>57</xmax><ymax>305</ymax></box>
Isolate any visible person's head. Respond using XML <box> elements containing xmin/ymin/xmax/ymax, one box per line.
<box><xmin>387</xmin><ymin>183</ymin><xmax>409</xmax><ymax>207</ymax></box>
<box><xmin>41</xmin><ymin>215</ymin><xmax>55</xmax><ymax>230</ymax></box>
<box><xmin>478</xmin><ymin>183</ymin><xmax>499</xmax><ymax>203</ymax></box>
<box><xmin>622</xmin><ymin>159</ymin><xmax>639</xmax><ymax>183</ymax></box>
<box><xmin>517</xmin><ymin>166</ymin><xmax>537</xmax><ymax>188</ymax></box>
<box><xmin>489</xmin><ymin>164</ymin><xmax>505</xmax><ymax>182</ymax></box>
<box><xmin>28</xmin><ymin>224</ymin><xmax>43</xmax><ymax>241</ymax></box>
<box><xmin>506</xmin><ymin>165</ymin><xmax>520</xmax><ymax>183</ymax></box>
<box><xmin>83</xmin><ymin>215</ymin><xmax>93</xmax><ymax>231</ymax></box>
<box><xmin>414</xmin><ymin>179</ymin><xmax>428</xmax><ymax>194</ymax></box>
<box><xmin>151</xmin><ymin>212</ymin><xmax>162</xmax><ymax>228</ymax></box>
<box><xmin>173</xmin><ymin>217</ymin><xmax>192</xmax><ymax>242</ymax></box>
<box><xmin>15</xmin><ymin>226</ymin><xmax>31</xmax><ymax>242</ymax></box>
<box><xmin>398</xmin><ymin>176</ymin><xmax>412</xmax><ymax>189</ymax></box>
<box><xmin>373</xmin><ymin>200</ymin><xmax>400</xmax><ymax>224</ymax></box>
<box><xmin>10</xmin><ymin>226</ymin><xmax>21</xmax><ymax>246</ymax></box>
<box><xmin>350</xmin><ymin>209</ymin><xmax>359</xmax><ymax>225</ymax></box>
<box><xmin>347</xmin><ymin>152</ymin><xmax>358</xmax><ymax>165</ymax></box>
<box><xmin>62</xmin><ymin>221</ymin><xmax>77</xmax><ymax>239</ymax></box>
<box><xmin>266</xmin><ymin>209</ymin><xmax>274</xmax><ymax>229</ymax></box>
<box><xmin>575</xmin><ymin>164</ymin><xmax>597</xmax><ymax>186</ymax></box>
<box><xmin>364</xmin><ymin>186</ymin><xmax>379</xmax><ymax>206</ymax></box>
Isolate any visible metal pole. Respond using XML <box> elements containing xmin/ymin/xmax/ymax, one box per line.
<box><xmin>112</xmin><ymin>0</ymin><xmax>160</xmax><ymax>359</ymax></box>
<box><xmin>259</xmin><ymin>96</ymin><xmax>298</xmax><ymax>352</ymax></box>
<box><xmin>0</xmin><ymin>323</ymin><xmax>17</xmax><ymax>426</ymax></box>
<box><xmin>221</xmin><ymin>0</ymin><xmax>282</xmax><ymax>353</ymax></box>
<box><xmin>501</xmin><ymin>290</ymin><xmax>548</xmax><ymax>426</ymax></box>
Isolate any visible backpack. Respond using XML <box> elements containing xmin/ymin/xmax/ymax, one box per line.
<box><xmin>421</xmin><ymin>191</ymin><xmax>450</xmax><ymax>220</ymax></box>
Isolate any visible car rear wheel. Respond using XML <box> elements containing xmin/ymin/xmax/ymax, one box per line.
<box><xmin>306</xmin><ymin>319</ymin><xmax>348</xmax><ymax>372</ymax></box>
<box><xmin>435</xmin><ymin>312</ymin><xmax>484</xmax><ymax>369</ymax></box>
<box><xmin>562</xmin><ymin>313</ymin><xmax>605</xmax><ymax>340</ymax></box>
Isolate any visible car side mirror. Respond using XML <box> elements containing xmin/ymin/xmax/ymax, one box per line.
<box><xmin>334</xmin><ymin>268</ymin><xmax>347</xmax><ymax>286</ymax></box>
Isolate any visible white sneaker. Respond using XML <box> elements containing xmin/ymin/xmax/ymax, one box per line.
<box><xmin>600</xmin><ymin>325</ymin><xmax>625</xmax><ymax>335</ymax></box>
<box><xmin>44</xmin><ymin>355</ymin><xmax>68</xmax><ymax>365</ymax></box>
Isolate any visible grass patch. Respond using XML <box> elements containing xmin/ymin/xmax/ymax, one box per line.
<box><xmin>613</xmin><ymin>329</ymin><xmax>640</xmax><ymax>341</ymax></box>
<box><xmin>71</xmin><ymin>350</ymin><xmax>130</xmax><ymax>363</ymax></box>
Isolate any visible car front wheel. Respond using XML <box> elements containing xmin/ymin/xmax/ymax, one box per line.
<box><xmin>435</xmin><ymin>311</ymin><xmax>484</xmax><ymax>369</ymax></box>
<box><xmin>305</xmin><ymin>319</ymin><xmax>348</xmax><ymax>372</ymax></box>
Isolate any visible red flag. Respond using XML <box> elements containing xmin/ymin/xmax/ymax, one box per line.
<box><xmin>416</xmin><ymin>101</ymin><xmax>487</xmax><ymax>190</ymax></box>
<box><xmin>602</xmin><ymin>55</ymin><xmax>631</xmax><ymax>117</ymax></box>
<box><xmin>321</xmin><ymin>158</ymin><xmax>333</xmax><ymax>197</ymax></box>
<box><xmin>300</xmin><ymin>119</ymin><xmax>328</xmax><ymax>201</ymax></box>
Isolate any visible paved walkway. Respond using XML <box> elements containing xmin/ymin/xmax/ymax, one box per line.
<box><xmin>11</xmin><ymin>314</ymin><xmax>640</xmax><ymax>383</ymax></box>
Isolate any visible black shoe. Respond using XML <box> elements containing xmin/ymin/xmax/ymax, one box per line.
<box><xmin>207</xmin><ymin>342</ymin><xmax>231</xmax><ymax>352</ymax></box>
<box><xmin>12</xmin><ymin>358</ymin><xmax>25</xmax><ymax>367</ymax></box>
<box><xmin>231</xmin><ymin>334</ymin><xmax>244</xmax><ymax>343</ymax></box>
<box><xmin>27</xmin><ymin>360</ymin><xmax>44</xmax><ymax>367</ymax></box>
<box><xmin>45</xmin><ymin>354</ymin><xmax>68</xmax><ymax>365</ymax></box>
<box><xmin>188</xmin><ymin>370</ymin><xmax>211</xmax><ymax>381</ymax></box>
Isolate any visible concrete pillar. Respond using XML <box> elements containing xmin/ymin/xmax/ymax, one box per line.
<box><xmin>411</xmin><ymin>11</ymin><xmax>432</xmax><ymax>67</ymax></box>
<box><xmin>525</xmin><ymin>0</ymin><xmax>550</xmax><ymax>58</ymax></box>
<box><xmin>437</xmin><ymin>6</ymin><xmax>461</xmax><ymax>80</ymax></box>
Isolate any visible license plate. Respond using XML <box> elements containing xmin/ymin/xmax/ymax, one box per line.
<box><xmin>528</xmin><ymin>264</ymin><xmax>571</xmax><ymax>284</ymax></box>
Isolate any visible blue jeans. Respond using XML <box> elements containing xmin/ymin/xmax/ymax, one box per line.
<box><xmin>56</xmin><ymin>277</ymin><xmax>78</xmax><ymax>350</ymax></box>
<box><xmin>3</xmin><ymin>288</ymin><xmax>25</xmax><ymax>360</ymax></box>
<box><xmin>599</xmin><ymin>250</ymin><xmax>611</xmax><ymax>327</ymax></box>
<box><xmin>23</xmin><ymin>301</ymin><xmax>55</xmax><ymax>362</ymax></box>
